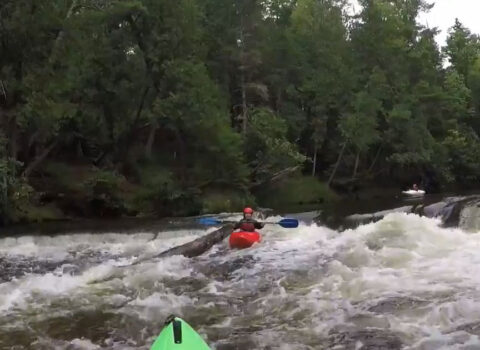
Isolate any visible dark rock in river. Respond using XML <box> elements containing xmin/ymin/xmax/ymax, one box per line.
<box><xmin>316</xmin><ymin>194</ymin><xmax>480</xmax><ymax>231</ymax></box>
<box><xmin>419</xmin><ymin>195</ymin><xmax>480</xmax><ymax>230</ymax></box>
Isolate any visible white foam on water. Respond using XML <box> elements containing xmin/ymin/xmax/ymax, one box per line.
<box><xmin>0</xmin><ymin>260</ymin><xmax>120</xmax><ymax>312</ymax></box>
<box><xmin>0</xmin><ymin>228</ymin><xmax>210</xmax><ymax>315</ymax></box>
<box><xmin>0</xmin><ymin>228</ymin><xmax>216</xmax><ymax>261</ymax></box>
<box><xmin>31</xmin><ymin>337</ymin><xmax>105</xmax><ymax>350</ymax></box>
<box><xmin>123</xmin><ymin>254</ymin><xmax>197</xmax><ymax>288</ymax></box>
<box><xmin>69</xmin><ymin>338</ymin><xmax>102</xmax><ymax>350</ymax></box>
<box><xmin>3</xmin><ymin>213</ymin><xmax>480</xmax><ymax>349</ymax></box>
<box><xmin>194</xmin><ymin>213</ymin><xmax>480</xmax><ymax>347</ymax></box>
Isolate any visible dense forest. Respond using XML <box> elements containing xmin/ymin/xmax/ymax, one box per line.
<box><xmin>1</xmin><ymin>0</ymin><xmax>480</xmax><ymax>224</ymax></box>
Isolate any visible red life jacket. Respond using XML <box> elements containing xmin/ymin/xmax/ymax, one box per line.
<box><xmin>238</xmin><ymin>222</ymin><xmax>256</xmax><ymax>232</ymax></box>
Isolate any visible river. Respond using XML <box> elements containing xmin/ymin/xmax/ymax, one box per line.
<box><xmin>2</xmin><ymin>196</ymin><xmax>480</xmax><ymax>349</ymax></box>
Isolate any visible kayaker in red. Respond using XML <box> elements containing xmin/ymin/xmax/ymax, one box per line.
<box><xmin>230</xmin><ymin>207</ymin><xmax>264</xmax><ymax>249</ymax></box>
<box><xmin>233</xmin><ymin>207</ymin><xmax>264</xmax><ymax>232</ymax></box>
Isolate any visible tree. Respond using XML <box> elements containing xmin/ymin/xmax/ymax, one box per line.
<box><xmin>444</xmin><ymin>19</ymin><xmax>480</xmax><ymax>80</ymax></box>
<box><xmin>287</xmin><ymin>0</ymin><xmax>353</xmax><ymax>178</ymax></box>
<box><xmin>339</xmin><ymin>91</ymin><xmax>381</xmax><ymax>178</ymax></box>
<box><xmin>3</xmin><ymin>0</ymin><xmax>480</xmax><ymax>222</ymax></box>
<box><xmin>245</xmin><ymin>108</ymin><xmax>305</xmax><ymax>185</ymax></box>
<box><xmin>443</xmin><ymin>70</ymin><xmax>471</xmax><ymax>125</ymax></box>
<box><xmin>202</xmin><ymin>0</ymin><xmax>268</xmax><ymax>134</ymax></box>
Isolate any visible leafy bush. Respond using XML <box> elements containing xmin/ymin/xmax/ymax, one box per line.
<box><xmin>0</xmin><ymin>157</ymin><xmax>24</xmax><ymax>224</ymax></box>
<box><xmin>134</xmin><ymin>164</ymin><xmax>201</xmax><ymax>216</ymax></box>
<box><xmin>43</xmin><ymin>161</ymin><xmax>84</xmax><ymax>193</ymax></box>
<box><xmin>201</xmin><ymin>190</ymin><xmax>256</xmax><ymax>214</ymax></box>
<box><xmin>442</xmin><ymin>128</ymin><xmax>480</xmax><ymax>184</ymax></box>
<box><xmin>246</xmin><ymin>108</ymin><xmax>306</xmax><ymax>184</ymax></box>
<box><xmin>82</xmin><ymin>170</ymin><xmax>127</xmax><ymax>217</ymax></box>
<box><xmin>256</xmin><ymin>176</ymin><xmax>336</xmax><ymax>210</ymax></box>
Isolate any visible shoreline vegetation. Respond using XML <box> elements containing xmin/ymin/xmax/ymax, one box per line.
<box><xmin>2</xmin><ymin>1</ymin><xmax>480</xmax><ymax>226</ymax></box>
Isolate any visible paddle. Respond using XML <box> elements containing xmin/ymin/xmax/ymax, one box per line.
<box><xmin>197</xmin><ymin>217</ymin><xmax>299</xmax><ymax>228</ymax></box>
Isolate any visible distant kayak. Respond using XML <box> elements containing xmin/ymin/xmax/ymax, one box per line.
<box><xmin>402</xmin><ymin>189</ymin><xmax>426</xmax><ymax>196</ymax></box>
<box><xmin>150</xmin><ymin>315</ymin><xmax>211</xmax><ymax>350</ymax></box>
<box><xmin>229</xmin><ymin>231</ymin><xmax>261</xmax><ymax>249</ymax></box>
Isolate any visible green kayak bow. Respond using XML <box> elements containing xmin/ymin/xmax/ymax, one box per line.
<box><xmin>150</xmin><ymin>315</ymin><xmax>211</xmax><ymax>350</ymax></box>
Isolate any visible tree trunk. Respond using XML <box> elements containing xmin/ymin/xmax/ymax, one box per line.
<box><xmin>173</xmin><ymin>129</ymin><xmax>187</xmax><ymax>181</ymax></box>
<box><xmin>250</xmin><ymin>165</ymin><xmax>300</xmax><ymax>189</ymax></box>
<box><xmin>49</xmin><ymin>0</ymin><xmax>78</xmax><ymax>64</ymax></box>
<box><xmin>239</xmin><ymin>8</ymin><xmax>248</xmax><ymax>135</ymax></box>
<box><xmin>352</xmin><ymin>152</ymin><xmax>360</xmax><ymax>179</ymax></box>
<box><xmin>119</xmin><ymin>86</ymin><xmax>150</xmax><ymax>161</ymax></box>
<box><xmin>145</xmin><ymin>124</ymin><xmax>157</xmax><ymax>159</ymax></box>
<box><xmin>89</xmin><ymin>225</ymin><xmax>235</xmax><ymax>284</ymax></box>
<box><xmin>9</xmin><ymin>116</ymin><xmax>18</xmax><ymax>160</ymax></box>
<box><xmin>240</xmin><ymin>60</ymin><xmax>248</xmax><ymax>134</ymax></box>
<box><xmin>327</xmin><ymin>141</ymin><xmax>347</xmax><ymax>187</ymax></box>
<box><xmin>76</xmin><ymin>139</ymin><xmax>84</xmax><ymax>158</ymax></box>
<box><xmin>154</xmin><ymin>224</ymin><xmax>234</xmax><ymax>259</ymax></box>
<box><xmin>0</xmin><ymin>80</ymin><xmax>6</xmax><ymax>102</ymax></box>
<box><xmin>27</xmin><ymin>131</ymin><xmax>39</xmax><ymax>152</ymax></box>
<box><xmin>25</xmin><ymin>131</ymin><xmax>41</xmax><ymax>164</ymax></box>
<box><xmin>312</xmin><ymin>144</ymin><xmax>317</xmax><ymax>177</ymax></box>
<box><xmin>368</xmin><ymin>144</ymin><xmax>383</xmax><ymax>172</ymax></box>
<box><xmin>22</xmin><ymin>141</ymin><xmax>58</xmax><ymax>178</ymax></box>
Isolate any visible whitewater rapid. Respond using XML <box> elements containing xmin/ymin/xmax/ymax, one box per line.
<box><xmin>1</xmin><ymin>213</ymin><xmax>480</xmax><ymax>349</ymax></box>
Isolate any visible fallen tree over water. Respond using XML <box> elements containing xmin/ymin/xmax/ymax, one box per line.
<box><xmin>88</xmin><ymin>224</ymin><xmax>233</xmax><ymax>285</ymax></box>
<box><xmin>135</xmin><ymin>224</ymin><xmax>234</xmax><ymax>264</ymax></box>
<box><xmin>158</xmin><ymin>224</ymin><xmax>233</xmax><ymax>258</ymax></box>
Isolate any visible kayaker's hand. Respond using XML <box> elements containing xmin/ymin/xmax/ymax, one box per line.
<box><xmin>255</xmin><ymin>222</ymin><xmax>265</xmax><ymax>229</ymax></box>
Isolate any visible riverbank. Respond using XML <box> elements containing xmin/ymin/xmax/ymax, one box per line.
<box><xmin>0</xmin><ymin>162</ymin><xmax>338</xmax><ymax>227</ymax></box>
<box><xmin>4</xmin><ymin>159</ymin><xmax>478</xmax><ymax>230</ymax></box>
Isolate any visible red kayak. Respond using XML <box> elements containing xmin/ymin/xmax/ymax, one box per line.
<box><xmin>229</xmin><ymin>231</ymin><xmax>261</xmax><ymax>249</ymax></box>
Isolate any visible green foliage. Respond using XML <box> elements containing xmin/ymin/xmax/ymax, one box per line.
<box><xmin>152</xmin><ymin>60</ymin><xmax>250</xmax><ymax>188</ymax></box>
<box><xmin>442</xmin><ymin>128</ymin><xmax>480</xmax><ymax>184</ymax></box>
<box><xmin>256</xmin><ymin>176</ymin><xmax>337</xmax><ymax>210</ymax></box>
<box><xmin>133</xmin><ymin>164</ymin><xmax>201</xmax><ymax>216</ymax></box>
<box><xmin>135</xmin><ymin>184</ymin><xmax>201</xmax><ymax>217</ymax></box>
<box><xmin>385</xmin><ymin>103</ymin><xmax>436</xmax><ymax>166</ymax></box>
<box><xmin>0</xmin><ymin>160</ymin><xmax>21</xmax><ymax>223</ymax></box>
<box><xmin>444</xmin><ymin>70</ymin><xmax>471</xmax><ymax>123</ymax></box>
<box><xmin>3</xmin><ymin>0</ymin><xmax>480</xmax><ymax>224</ymax></box>
<box><xmin>288</xmin><ymin>0</ymin><xmax>353</xmax><ymax>158</ymax></box>
<box><xmin>83</xmin><ymin>170</ymin><xmax>124</xmax><ymax>198</ymax></box>
<box><xmin>339</xmin><ymin>92</ymin><xmax>380</xmax><ymax>153</ymax></box>
<box><xmin>201</xmin><ymin>190</ymin><xmax>256</xmax><ymax>214</ymax></box>
<box><xmin>0</xmin><ymin>133</ymin><xmax>24</xmax><ymax>223</ymax></box>
<box><xmin>43</xmin><ymin>162</ymin><xmax>84</xmax><ymax>193</ymax></box>
<box><xmin>246</xmin><ymin>108</ymin><xmax>305</xmax><ymax>183</ymax></box>
<box><xmin>444</xmin><ymin>19</ymin><xmax>480</xmax><ymax>79</ymax></box>
<box><xmin>13</xmin><ymin>202</ymin><xmax>64</xmax><ymax>223</ymax></box>
<box><xmin>82</xmin><ymin>170</ymin><xmax>127</xmax><ymax>217</ymax></box>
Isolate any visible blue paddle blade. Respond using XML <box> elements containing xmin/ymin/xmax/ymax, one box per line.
<box><xmin>197</xmin><ymin>217</ymin><xmax>222</xmax><ymax>225</ymax></box>
<box><xmin>277</xmin><ymin>218</ymin><xmax>299</xmax><ymax>228</ymax></box>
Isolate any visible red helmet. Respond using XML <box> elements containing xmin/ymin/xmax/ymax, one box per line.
<box><xmin>243</xmin><ymin>207</ymin><xmax>254</xmax><ymax>214</ymax></box>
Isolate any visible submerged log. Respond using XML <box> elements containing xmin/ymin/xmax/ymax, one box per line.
<box><xmin>156</xmin><ymin>224</ymin><xmax>233</xmax><ymax>259</ymax></box>
<box><xmin>130</xmin><ymin>224</ymin><xmax>234</xmax><ymax>266</ymax></box>
<box><xmin>89</xmin><ymin>225</ymin><xmax>234</xmax><ymax>284</ymax></box>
